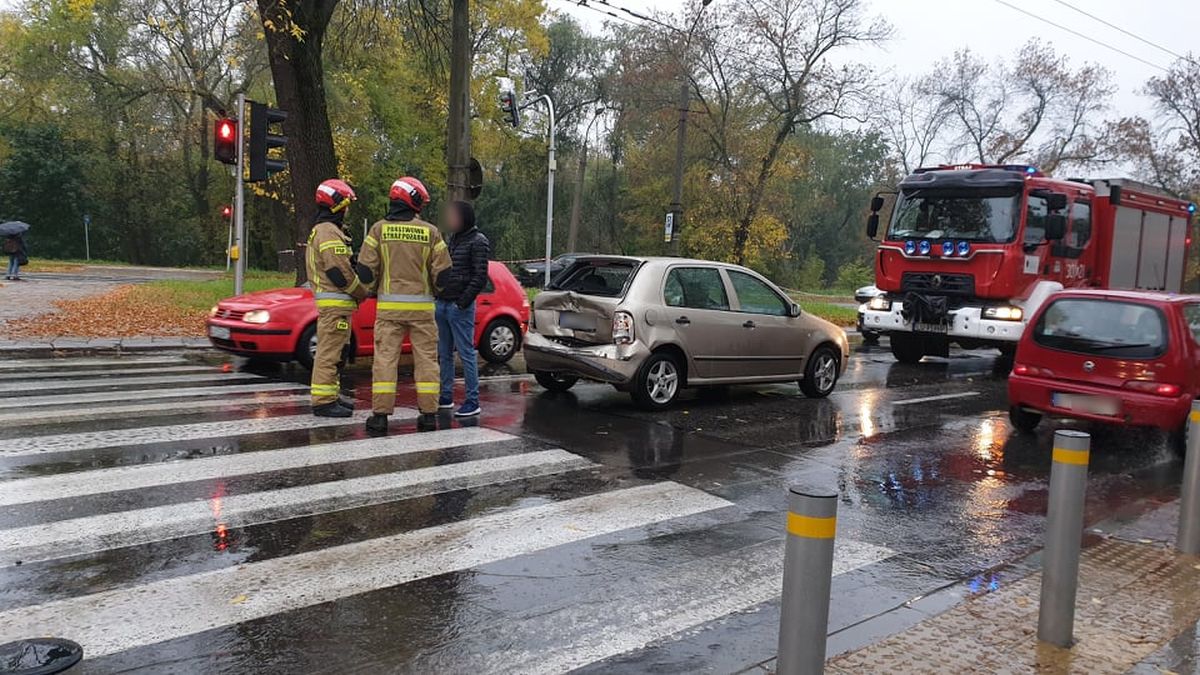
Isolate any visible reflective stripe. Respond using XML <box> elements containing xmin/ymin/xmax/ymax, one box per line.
<box><xmin>378</xmin><ymin>302</ymin><xmax>434</xmax><ymax>311</ymax></box>
<box><xmin>379</xmin><ymin>293</ymin><xmax>434</xmax><ymax>303</ymax></box>
<box><xmin>1052</xmin><ymin>447</ymin><xmax>1089</xmax><ymax>466</ymax></box>
<box><xmin>310</xmin><ymin>384</ymin><xmax>340</xmax><ymax>395</ymax></box>
<box><xmin>434</xmin><ymin>240</ymin><xmax>448</xmax><ymax>253</ymax></box>
<box><xmin>364</xmin><ymin>235</ymin><xmax>379</xmax><ymax>248</ymax></box>
<box><xmin>416</xmin><ymin>382</ymin><xmax>439</xmax><ymax>394</ymax></box>
<box><xmin>315</xmin><ymin>291</ymin><xmax>354</xmax><ymax>301</ymax></box>
<box><xmin>786</xmin><ymin>513</ymin><xmax>836</xmax><ymax>539</ymax></box>
<box><xmin>318</xmin><ymin>240</ymin><xmax>348</xmax><ymax>253</ymax></box>
<box><xmin>372</xmin><ymin>382</ymin><xmax>397</xmax><ymax>394</ymax></box>
<box><xmin>346</xmin><ymin>276</ymin><xmax>361</xmax><ymax>295</ymax></box>
<box><xmin>317</xmin><ymin>299</ymin><xmax>357</xmax><ymax>309</ymax></box>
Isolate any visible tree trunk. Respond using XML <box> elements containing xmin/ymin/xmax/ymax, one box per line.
<box><xmin>446</xmin><ymin>0</ymin><xmax>472</xmax><ymax>202</ymax></box>
<box><xmin>257</xmin><ymin>0</ymin><xmax>339</xmax><ymax>285</ymax></box>
<box><xmin>566</xmin><ymin>142</ymin><xmax>587</xmax><ymax>252</ymax></box>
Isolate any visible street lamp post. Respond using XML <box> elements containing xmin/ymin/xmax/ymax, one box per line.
<box><xmin>526</xmin><ymin>92</ymin><xmax>558</xmax><ymax>288</ymax></box>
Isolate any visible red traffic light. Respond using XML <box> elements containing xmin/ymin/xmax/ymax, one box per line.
<box><xmin>220</xmin><ymin>205</ymin><xmax>232</xmax><ymax>219</ymax></box>
<box><xmin>214</xmin><ymin>117</ymin><xmax>238</xmax><ymax>165</ymax></box>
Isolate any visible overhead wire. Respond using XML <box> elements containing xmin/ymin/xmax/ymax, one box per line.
<box><xmin>1048</xmin><ymin>0</ymin><xmax>1192</xmax><ymax>65</ymax></box>
<box><xmin>991</xmin><ymin>0</ymin><xmax>1169</xmax><ymax>72</ymax></box>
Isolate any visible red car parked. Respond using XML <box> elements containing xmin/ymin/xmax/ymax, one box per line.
<box><xmin>207</xmin><ymin>261</ymin><xmax>530</xmax><ymax>369</ymax></box>
<box><xmin>1008</xmin><ymin>289</ymin><xmax>1200</xmax><ymax>446</ymax></box>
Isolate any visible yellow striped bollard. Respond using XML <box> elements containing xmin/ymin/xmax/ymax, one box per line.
<box><xmin>1037</xmin><ymin>429</ymin><xmax>1090</xmax><ymax>647</ymax></box>
<box><xmin>777</xmin><ymin>488</ymin><xmax>837</xmax><ymax>675</ymax></box>
<box><xmin>1177</xmin><ymin>401</ymin><xmax>1200</xmax><ymax>554</ymax></box>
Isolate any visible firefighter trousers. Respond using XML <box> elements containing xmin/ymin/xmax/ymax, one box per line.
<box><xmin>372</xmin><ymin>316</ymin><xmax>439</xmax><ymax>414</ymax></box>
<box><xmin>310</xmin><ymin>309</ymin><xmax>354</xmax><ymax>407</ymax></box>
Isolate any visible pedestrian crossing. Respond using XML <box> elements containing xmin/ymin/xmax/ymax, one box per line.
<box><xmin>0</xmin><ymin>353</ymin><xmax>897</xmax><ymax>672</ymax></box>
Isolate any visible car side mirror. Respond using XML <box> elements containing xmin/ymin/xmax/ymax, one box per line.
<box><xmin>1047</xmin><ymin>193</ymin><xmax>1068</xmax><ymax>211</ymax></box>
<box><xmin>870</xmin><ymin>196</ymin><xmax>885</xmax><ymax>212</ymax></box>
<box><xmin>1045</xmin><ymin>214</ymin><xmax>1067</xmax><ymax>241</ymax></box>
<box><xmin>789</xmin><ymin>302</ymin><xmax>803</xmax><ymax>318</ymax></box>
<box><xmin>866</xmin><ymin>214</ymin><xmax>880</xmax><ymax>239</ymax></box>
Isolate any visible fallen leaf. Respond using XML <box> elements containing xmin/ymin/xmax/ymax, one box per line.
<box><xmin>230</xmin><ymin>594</ymin><xmax>248</xmax><ymax>604</ymax></box>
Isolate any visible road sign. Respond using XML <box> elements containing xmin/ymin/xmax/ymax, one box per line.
<box><xmin>664</xmin><ymin>212</ymin><xmax>675</xmax><ymax>243</ymax></box>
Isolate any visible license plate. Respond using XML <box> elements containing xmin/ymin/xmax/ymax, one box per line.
<box><xmin>1052</xmin><ymin>392</ymin><xmax>1119</xmax><ymax>416</ymax></box>
<box><xmin>209</xmin><ymin>325</ymin><xmax>231</xmax><ymax>340</ymax></box>
<box><xmin>559</xmin><ymin>311</ymin><xmax>596</xmax><ymax>332</ymax></box>
<box><xmin>913</xmin><ymin>321</ymin><xmax>948</xmax><ymax>334</ymax></box>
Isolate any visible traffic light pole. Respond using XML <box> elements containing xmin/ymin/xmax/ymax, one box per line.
<box><xmin>526</xmin><ymin>93</ymin><xmax>557</xmax><ymax>289</ymax></box>
<box><xmin>233</xmin><ymin>92</ymin><xmax>246</xmax><ymax>296</ymax></box>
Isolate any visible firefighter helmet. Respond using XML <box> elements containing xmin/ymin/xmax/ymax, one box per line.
<box><xmin>316</xmin><ymin>179</ymin><xmax>356</xmax><ymax>214</ymax></box>
<box><xmin>389</xmin><ymin>177</ymin><xmax>429</xmax><ymax>213</ymax></box>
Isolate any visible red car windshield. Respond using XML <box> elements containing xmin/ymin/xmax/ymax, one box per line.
<box><xmin>1033</xmin><ymin>299</ymin><xmax>1168</xmax><ymax>359</ymax></box>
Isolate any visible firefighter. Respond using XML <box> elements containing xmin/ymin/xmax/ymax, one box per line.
<box><xmin>306</xmin><ymin>178</ymin><xmax>367</xmax><ymax>418</ymax></box>
<box><xmin>356</xmin><ymin>176</ymin><xmax>451</xmax><ymax>433</ymax></box>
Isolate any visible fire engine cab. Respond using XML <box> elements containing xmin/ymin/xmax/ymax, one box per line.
<box><xmin>861</xmin><ymin>164</ymin><xmax>1196</xmax><ymax>364</ymax></box>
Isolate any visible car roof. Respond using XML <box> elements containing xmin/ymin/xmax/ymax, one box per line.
<box><xmin>1051</xmin><ymin>288</ymin><xmax>1199</xmax><ymax>305</ymax></box>
<box><xmin>570</xmin><ymin>255</ymin><xmax>752</xmax><ymax>268</ymax></box>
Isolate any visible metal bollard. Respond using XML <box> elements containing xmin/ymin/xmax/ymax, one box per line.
<box><xmin>1178</xmin><ymin>401</ymin><xmax>1200</xmax><ymax>554</ymax></box>
<box><xmin>777</xmin><ymin>487</ymin><xmax>837</xmax><ymax>675</ymax></box>
<box><xmin>1037</xmin><ymin>429</ymin><xmax>1090</xmax><ymax>647</ymax></box>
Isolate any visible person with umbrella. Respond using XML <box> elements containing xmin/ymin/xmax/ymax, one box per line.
<box><xmin>1</xmin><ymin>221</ymin><xmax>29</xmax><ymax>281</ymax></box>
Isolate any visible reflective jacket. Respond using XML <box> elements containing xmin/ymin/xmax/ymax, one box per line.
<box><xmin>306</xmin><ymin>221</ymin><xmax>366</xmax><ymax>311</ymax></box>
<box><xmin>357</xmin><ymin>217</ymin><xmax>451</xmax><ymax>319</ymax></box>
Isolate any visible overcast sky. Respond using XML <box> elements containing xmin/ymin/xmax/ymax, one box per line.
<box><xmin>550</xmin><ymin>0</ymin><xmax>1197</xmax><ymax>123</ymax></box>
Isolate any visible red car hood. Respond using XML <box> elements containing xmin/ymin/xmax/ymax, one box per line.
<box><xmin>217</xmin><ymin>286</ymin><xmax>313</xmax><ymax>311</ymax></box>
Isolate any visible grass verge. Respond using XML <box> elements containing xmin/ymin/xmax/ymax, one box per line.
<box><xmin>797</xmin><ymin>301</ymin><xmax>857</xmax><ymax>327</ymax></box>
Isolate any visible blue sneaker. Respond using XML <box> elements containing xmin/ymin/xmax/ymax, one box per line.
<box><xmin>454</xmin><ymin>402</ymin><xmax>481</xmax><ymax>417</ymax></box>
<box><xmin>438</xmin><ymin>397</ymin><xmax>454</xmax><ymax>410</ymax></box>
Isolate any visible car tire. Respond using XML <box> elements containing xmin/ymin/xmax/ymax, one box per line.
<box><xmin>800</xmin><ymin>345</ymin><xmax>840</xmax><ymax>398</ymax></box>
<box><xmin>862</xmin><ymin>331</ymin><xmax>880</xmax><ymax>346</ymax></box>
<box><xmin>1170</xmin><ymin>409</ymin><xmax>1191</xmax><ymax>457</ymax></box>
<box><xmin>296</xmin><ymin>322</ymin><xmax>318</xmax><ymax>371</ymax></box>
<box><xmin>890</xmin><ymin>334</ymin><xmax>925</xmax><ymax>364</ymax></box>
<box><xmin>631</xmin><ymin>352</ymin><xmax>682</xmax><ymax>411</ymax></box>
<box><xmin>1009</xmin><ymin>406</ymin><xmax>1042</xmax><ymax>433</ymax></box>
<box><xmin>480</xmin><ymin>318</ymin><xmax>521</xmax><ymax>364</ymax></box>
<box><xmin>534</xmin><ymin>371</ymin><xmax>578</xmax><ymax>392</ymax></box>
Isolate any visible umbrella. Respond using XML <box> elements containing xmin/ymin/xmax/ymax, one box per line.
<box><xmin>0</xmin><ymin>221</ymin><xmax>30</xmax><ymax>237</ymax></box>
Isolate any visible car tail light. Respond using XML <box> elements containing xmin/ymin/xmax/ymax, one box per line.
<box><xmin>613</xmin><ymin>311</ymin><xmax>635</xmax><ymax>345</ymax></box>
<box><xmin>1013</xmin><ymin>364</ymin><xmax>1030</xmax><ymax>376</ymax></box>
<box><xmin>1124</xmin><ymin>380</ymin><xmax>1182</xmax><ymax>397</ymax></box>
<box><xmin>1012</xmin><ymin>364</ymin><xmax>1054</xmax><ymax>377</ymax></box>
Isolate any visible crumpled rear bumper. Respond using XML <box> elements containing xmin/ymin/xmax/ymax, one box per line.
<box><xmin>522</xmin><ymin>332</ymin><xmax>649</xmax><ymax>384</ymax></box>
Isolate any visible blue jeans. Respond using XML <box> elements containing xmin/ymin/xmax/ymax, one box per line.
<box><xmin>435</xmin><ymin>300</ymin><xmax>478</xmax><ymax>407</ymax></box>
<box><xmin>6</xmin><ymin>255</ymin><xmax>18</xmax><ymax>278</ymax></box>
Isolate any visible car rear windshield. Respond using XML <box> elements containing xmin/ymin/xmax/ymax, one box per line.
<box><xmin>549</xmin><ymin>259</ymin><xmax>639</xmax><ymax>297</ymax></box>
<box><xmin>1033</xmin><ymin>299</ymin><xmax>1168</xmax><ymax>359</ymax></box>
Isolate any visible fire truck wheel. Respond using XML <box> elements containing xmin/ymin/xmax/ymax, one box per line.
<box><xmin>890</xmin><ymin>335</ymin><xmax>924</xmax><ymax>364</ymax></box>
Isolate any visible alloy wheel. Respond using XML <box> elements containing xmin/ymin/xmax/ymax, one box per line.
<box><xmin>646</xmin><ymin>359</ymin><xmax>679</xmax><ymax>404</ymax></box>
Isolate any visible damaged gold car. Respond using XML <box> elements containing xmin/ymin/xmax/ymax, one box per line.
<box><xmin>523</xmin><ymin>256</ymin><xmax>850</xmax><ymax>410</ymax></box>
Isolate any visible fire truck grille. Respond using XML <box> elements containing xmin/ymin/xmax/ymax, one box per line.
<box><xmin>901</xmin><ymin>272</ymin><xmax>975</xmax><ymax>296</ymax></box>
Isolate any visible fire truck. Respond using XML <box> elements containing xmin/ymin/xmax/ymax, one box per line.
<box><xmin>861</xmin><ymin>164</ymin><xmax>1197</xmax><ymax>363</ymax></box>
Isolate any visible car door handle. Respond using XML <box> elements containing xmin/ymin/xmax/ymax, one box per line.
<box><xmin>675</xmin><ymin>316</ymin><xmax>691</xmax><ymax>325</ymax></box>
<box><xmin>743</xmin><ymin>320</ymin><xmax>756</xmax><ymax>329</ymax></box>
<box><xmin>480</xmin><ymin>300</ymin><xmax>493</xmax><ymax>306</ymax></box>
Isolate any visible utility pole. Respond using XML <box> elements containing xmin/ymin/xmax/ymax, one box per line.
<box><xmin>233</xmin><ymin>92</ymin><xmax>247</xmax><ymax>296</ymax></box>
<box><xmin>568</xmin><ymin>109</ymin><xmax>606</xmax><ymax>253</ymax></box>
<box><xmin>667</xmin><ymin>0</ymin><xmax>714</xmax><ymax>257</ymax></box>
<box><xmin>447</xmin><ymin>0</ymin><xmax>472</xmax><ymax>202</ymax></box>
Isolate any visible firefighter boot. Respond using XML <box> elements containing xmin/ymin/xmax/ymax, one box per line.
<box><xmin>313</xmin><ymin>402</ymin><xmax>352</xmax><ymax>418</ymax></box>
<box><xmin>366</xmin><ymin>413</ymin><xmax>389</xmax><ymax>434</ymax></box>
<box><xmin>417</xmin><ymin>413</ymin><xmax>438</xmax><ymax>432</ymax></box>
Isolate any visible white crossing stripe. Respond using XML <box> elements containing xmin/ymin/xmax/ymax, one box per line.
<box><xmin>0</xmin><ymin>411</ymin><xmax>391</xmax><ymax>457</ymax></box>
<box><xmin>0</xmin><ymin>371</ymin><xmax>264</xmax><ymax>394</ymax></box>
<box><xmin>0</xmin><ymin>426</ymin><xmax>514</xmax><ymax>506</ymax></box>
<box><xmin>0</xmin><ymin>482</ymin><xmax>733</xmax><ymax>659</ymax></box>
<box><xmin>0</xmin><ymin>449</ymin><xmax>596</xmax><ymax>565</ymax></box>
<box><xmin>891</xmin><ymin>392</ymin><xmax>980</xmax><ymax>406</ymax></box>
<box><xmin>0</xmin><ymin>364</ymin><xmax>216</xmax><ymax>380</ymax></box>
<box><xmin>446</xmin><ymin>538</ymin><xmax>895</xmax><ymax>674</ymax></box>
<box><xmin>0</xmin><ymin>393</ymin><xmax>311</xmax><ymax>428</ymax></box>
<box><xmin>0</xmin><ymin>382</ymin><xmax>308</xmax><ymax>410</ymax></box>
<box><xmin>0</xmin><ymin>355</ymin><xmax>187</xmax><ymax>372</ymax></box>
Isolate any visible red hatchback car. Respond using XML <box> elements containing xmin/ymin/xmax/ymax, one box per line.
<box><xmin>207</xmin><ymin>261</ymin><xmax>530</xmax><ymax>369</ymax></box>
<box><xmin>1008</xmin><ymin>289</ymin><xmax>1200</xmax><ymax>445</ymax></box>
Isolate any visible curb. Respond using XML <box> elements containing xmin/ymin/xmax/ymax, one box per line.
<box><xmin>0</xmin><ymin>337</ymin><xmax>214</xmax><ymax>358</ymax></box>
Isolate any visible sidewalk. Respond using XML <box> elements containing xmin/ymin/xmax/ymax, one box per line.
<box><xmin>761</xmin><ymin>500</ymin><xmax>1200</xmax><ymax>674</ymax></box>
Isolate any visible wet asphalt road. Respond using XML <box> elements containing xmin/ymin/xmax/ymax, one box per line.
<box><xmin>0</xmin><ymin>344</ymin><xmax>1186</xmax><ymax>673</ymax></box>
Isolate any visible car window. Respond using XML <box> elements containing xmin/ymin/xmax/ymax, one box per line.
<box><xmin>552</xmin><ymin>260</ymin><xmax>638</xmax><ymax>297</ymax></box>
<box><xmin>728</xmin><ymin>270</ymin><xmax>787</xmax><ymax>316</ymax></box>
<box><xmin>1034</xmin><ymin>299</ymin><xmax>1167</xmax><ymax>358</ymax></box>
<box><xmin>1069</xmin><ymin>201</ymin><xmax>1091</xmax><ymax>248</ymax></box>
<box><xmin>1184</xmin><ymin>305</ymin><xmax>1200</xmax><ymax>343</ymax></box>
<box><xmin>664</xmin><ymin>267</ymin><xmax>729</xmax><ymax>310</ymax></box>
<box><xmin>482</xmin><ymin>276</ymin><xmax>495</xmax><ymax>294</ymax></box>
<box><xmin>1024</xmin><ymin>194</ymin><xmax>1048</xmax><ymax>245</ymax></box>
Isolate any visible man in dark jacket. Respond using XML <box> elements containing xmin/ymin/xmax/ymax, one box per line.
<box><xmin>434</xmin><ymin>201</ymin><xmax>489</xmax><ymax>417</ymax></box>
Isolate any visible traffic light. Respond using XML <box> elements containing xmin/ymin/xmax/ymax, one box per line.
<box><xmin>499</xmin><ymin>90</ymin><xmax>521</xmax><ymax>128</ymax></box>
<box><xmin>247</xmin><ymin>101</ymin><xmax>287</xmax><ymax>182</ymax></box>
<box><xmin>220</xmin><ymin>204</ymin><xmax>232</xmax><ymax>219</ymax></box>
<box><xmin>214</xmin><ymin>117</ymin><xmax>238</xmax><ymax>165</ymax></box>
